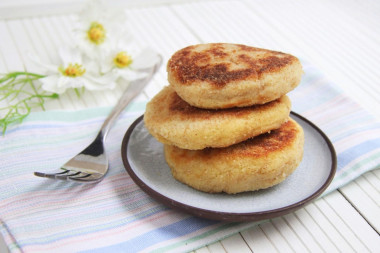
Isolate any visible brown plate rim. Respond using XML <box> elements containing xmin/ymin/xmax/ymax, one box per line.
<box><xmin>121</xmin><ymin>111</ymin><xmax>337</xmax><ymax>222</ymax></box>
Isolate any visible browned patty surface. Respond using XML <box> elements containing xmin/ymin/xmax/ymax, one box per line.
<box><xmin>144</xmin><ymin>86</ymin><xmax>291</xmax><ymax>150</ymax></box>
<box><xmin>167</xmin><ymin>43</ymin><xmax>302</xmax><ymax>108</ymax></box>
<box><xmin>165</xmin><ymin>118</ymin><xmax>304</xmax><ymax>194</ymax></box>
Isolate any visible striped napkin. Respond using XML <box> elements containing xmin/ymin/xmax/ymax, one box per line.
<box><xmin>1</xmin><ymin>61</ymin><xmax>379</xmax><ymax>253</ymax></box>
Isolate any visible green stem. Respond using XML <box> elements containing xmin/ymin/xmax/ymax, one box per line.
<box><xmin>26</xmin><ymin>74</ymin><xmax>44</xmax><ymax>110</ymax></box>
<box><xmin>74</xmin><ymin>88</ymin><xmax>81</xmax><ymax>97</ymax></box>
<box><xmin>0</xmin><ymin>71</ymin><xmax>55</xmax><ymax>135</ymax></box>
<box><xmin>3</xmin><ymin>71</ymin><xmax>46</xmax><ymax>79</ymax></box>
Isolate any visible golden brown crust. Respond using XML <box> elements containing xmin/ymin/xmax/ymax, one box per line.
<box><xmin>167</xmin><ymin>43</ymin><xmax>303</xmax><ymax>109</ymax></box>
<box><xmin>167</xmin><ymin>87</ymin><xmax>283</xmax><ymax>120</ymax></box>
<box><xmin>167</xmin><ymin>43</ymin><xmax>296</xmax><ymax>87</ymax></box>
<box><xmin>193</xmin><ymin>119</ymin><xmax>298</xmax><ymax>159</ymax></box>
<box><xmin>164</xmin><ymin>118</ymin><xmax>305</xmax><ymax>194</ymax></box>
<box><xmin>144</xmin><ymin>86</ymin><xmax>292</xmax><ymax>150</ymax></box>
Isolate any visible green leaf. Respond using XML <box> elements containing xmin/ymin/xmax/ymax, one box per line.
<box><xmin>0</xmin><ymin>72</ymin><xmax>58</xmax><ymax>135</ymax></box>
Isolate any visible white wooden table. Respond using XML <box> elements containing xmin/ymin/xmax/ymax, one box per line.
<box><xmin>1</xmin><ymin>0</ymin><xmax>379</xmax><ymax>252</ymax></box>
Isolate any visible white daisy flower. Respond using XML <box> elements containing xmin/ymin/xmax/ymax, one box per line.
<box><xmin>73</xmin><ymin>0</ymin><xmax>130</xmax><ymax>60</ymax></box>
<box><xmin>97</xmin><ymin>32</ymin><xmax>161</xmax><ymax>82</ymax></box>
<box><xmin>98</xmin><ymin>38</ymin><xmax>138</xmax><ymax>80</ymax></box>
<box><xmin>30</xmin><ymin>47</ymin><xmax>117</xmax><ymax>94</ymax></box>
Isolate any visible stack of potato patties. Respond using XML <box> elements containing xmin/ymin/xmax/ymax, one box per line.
<box><xmin>144</xmin><ymin>43</ymin><xmax>304</xmax><ymax>194</ymax></box>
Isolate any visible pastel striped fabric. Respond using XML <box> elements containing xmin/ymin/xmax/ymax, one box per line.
<box><xmin>1</xmin><ymin>61</ymin><xmax>379</xmax><ymax>253</ymax></box>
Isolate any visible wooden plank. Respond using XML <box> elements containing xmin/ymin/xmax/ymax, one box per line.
<box><xmin>5</xmin><ymin>20</ymin><xmax>40</xmax><ymax>73</ymax></box>
<box><xmin>0</xmin><ymin>22</ymin><xmax>10</xmax><ymax>73</ymax></box>
<box><xmin>271</xmin><ymin>217</ymin><xmax>309</xmax><ymax>252</ymax></box>
<box><xmin>293</xmin><ymin>208</ymin><xmax>339</xmax><ymax>252</ymax></box>
<box><xmin>241</xmin><ymin>223</ymin><xmax>279</xmax><ymax>252</ymax></box>
<box><xmin>172</xmin><ymin>0</ymin><xmax>380</xmax><ymax>119</ymax></box>
<box><xmin>0</xmin><ymin>22</ymin><xmax>24</xmax><ymax>71</ymax></box>
<box><xmin>261</xmin><ymin>0</ymin><xmax>380</xmax><ymax>84</ymax></box>
<box><xmin>242</xmin><ymin>0</ymin><xmax>380</xmax><ymax>119</ymax></box>
<box><xmin>220</xmin><ymin>233</ymin><xmax>252</xmax><ymax>253</ymax></box>
<box><xmin>372</xmin><ymin>169</ymin><xmax>380</xmax><ymax>180</ymax></box>
<box><xmin>314</xmin><ymin>196</ymin><xmax>368</xmax><ymax>252</ymax></box>
<box><xmin>194</xmin><ymin>246</ymin><xmax>210</xmax><ymax>253</ymax></box>
<box><xmin>0</xmin><ymin>50</ymin><xmax>7</xmax><ymax>72</ymax></box>
<box><xmin>0</xmin><ymin>0</ymin><xmax>193</xmax><ymax>19</ymax></box>
<box><xmin>323</xmin><ymin>191</ymin><xmax>379</xmax><ymax>252</ymax></box>
<box><xmin>20</xmin><ymin>17</ymin><xmax>52</xmax><ymax>64</ymax></box>
<box><xmin>207</xmin><ymin>241</ymin><xmax>226</xmax><ymax>253</ymax></box>
<box><xmin>304</xmin><ymin>202</ymin><xmax>355</xmax><ymax>252</ymax></box>
<box><xmin>0</xmin><ymin>21</ymin><xmax>19</xmax><ymax>113</ymax></box>
<box><xmin>357</xmin><ymin>173</ymin><xmax>380</xmax><ymax>205</ymax></box>
<box><xmin>283</xmin><ymin>213</ymin><xmax>323</xmax><ymax>252</ymax></box>
<box><xmin>364</xmin><ymin>170</ymin><xmax>380</xmax><ymax>192</ymax></box>
<box><xmin>339</xmin><ymin>179</ymin><xmax>380</xmax><ymax>232</ymax></box>
<box><xmin>0</xmin><ymin>21</ymin><xmax>9</xmax><ymax>111</ymax></box>
<box><xmin>259</xmin><ymin>221</ymin><xmax>294</xmax><ymax>252</ymax></box>
<box><xmin>28</xmin><ymin>17</ymin><xmax>60</xmax><ymax>64</ymax></box>
<box><xmin>126</xmin><ymin>6</ymin><xmax>200</xmax><ymax>57</ymax></box>
<box><xmin>258</xmin><ymin>221</ymin><xmax>293</xmax><ymax>252</ymax></box>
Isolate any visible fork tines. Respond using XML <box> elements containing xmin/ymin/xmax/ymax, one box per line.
<box><xmin>34</xmin><ymin>169</ymin><xmax>102</xmax><ymax>183</ymax></box>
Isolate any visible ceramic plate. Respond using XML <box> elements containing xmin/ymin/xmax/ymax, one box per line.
<box><xmin>121</xmin><ymin>112</ymin><xmax>336</xmax><ymax>221</ymax></box>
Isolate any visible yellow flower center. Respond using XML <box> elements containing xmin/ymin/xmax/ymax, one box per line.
<box><xmin>59</xmin><ymin>63</ymin><xmax>86</xmax><ymax>77</ymax></box>
<box><xmin>113</xmin><ymin>52</ymin><xmax>132</xmax><ymax>68</ymax></box>
<box><xmin>87</xmin><ymin>22</ymin><xmax>106</xmax><ymax>44</ymax></box>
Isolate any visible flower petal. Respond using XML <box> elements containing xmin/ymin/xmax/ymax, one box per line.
<box><xmin>27</xmin><ymin>52</ymin><xmax>59</xmax><ymax>74</ymax></box>
<box><xmin>82</xmin><ymin>77</ymin><xmax>116</xmax><ymax>90</ymax></box>
<box><xmin>58</xmin><ymin>47</ymin><xmax>82</xmax><ymax>66</ymax></box>
<box><xmin>113</xmin><ymin>68</ymin><xmax>147</xmax><ymax>81</ymax></box>
<box><xmin>40</xmin><ymin>75</ymin><xmax>67</xmax><ymax>94</ymax></box>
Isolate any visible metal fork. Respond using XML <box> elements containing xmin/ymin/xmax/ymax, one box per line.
<box><xmin>34</xmin><ymin>53</ymin><xmax>162</xmax><ymax>183</ymax></box>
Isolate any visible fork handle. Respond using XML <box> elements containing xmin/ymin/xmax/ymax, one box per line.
<box><xmin>99</xmin><ymin>62</ymin><xmax>160</xmax><ymax>141</ymax></box>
